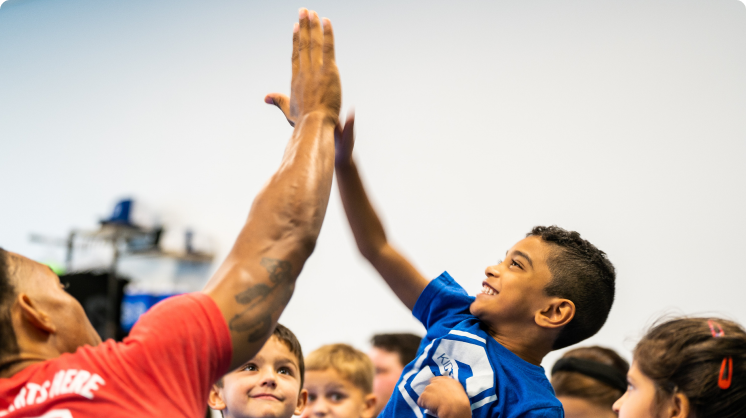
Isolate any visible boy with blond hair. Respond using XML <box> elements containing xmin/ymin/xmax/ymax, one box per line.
<box><xmin>301</xmin><ymin>344</ymin><xmax>377</xmax><ymax>418</ymax></box>
<box><xmin>209</xmin><ymin>324</ymin><xmax>307</xmax><ymax>418</ymax></box>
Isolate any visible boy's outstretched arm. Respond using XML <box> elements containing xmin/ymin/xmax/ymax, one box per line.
<box><xmin>334</xmin><ymin>113</ymin><xmax>429</xmax><ymax>311</ymax></box>
<box><xmin>202</xmin><ymin>9</ymin><xmax>340</xmax><ymax>371</ymax></box>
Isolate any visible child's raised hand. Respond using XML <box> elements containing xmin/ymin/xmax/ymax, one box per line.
<box><xmin>334</xmin><ymin>110</ymin><xmax>355</xmax><ymax>167</ymax></box>
<box><xmin>417</xmin><ymin>376</ymin><xmax>471</xmax><ymax>418</ymax></box>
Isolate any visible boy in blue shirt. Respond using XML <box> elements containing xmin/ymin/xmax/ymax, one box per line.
<box><xmin>331</xmin><ymin>113</ymin><xmax>616</xmax><ymax>418</ymax></box>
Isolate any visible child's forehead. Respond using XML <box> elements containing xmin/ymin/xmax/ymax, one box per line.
<box><xmin>305</xmin><ymin>368</ymin><xmax>357</xmax><ymax>389</ymax></box>
<box><xmin>251</xmin><ymin>335</ymin><xmax>301</xmax><ymax>366</ymax></box>
<box><xmin>507</xmin><ymin>236</ymin><xmax>552</xmax><ymax>261</ymax></box>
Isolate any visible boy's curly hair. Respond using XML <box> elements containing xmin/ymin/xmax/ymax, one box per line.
<box><xmin>528</xmin><ymin>226</ymin><xmax>616</xmax><ymax>349</ymax></box>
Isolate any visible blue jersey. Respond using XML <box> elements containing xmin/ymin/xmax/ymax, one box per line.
<box><xmin>380</xmin><ymin>272</ymin><xmax>564</xmax><ymax>418</ymax></box>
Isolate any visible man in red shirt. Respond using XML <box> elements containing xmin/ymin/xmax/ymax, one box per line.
<box><xmin>0</xmin><ymin>8</ymin><xmax>340</xmax><ymax>417</ymax></box>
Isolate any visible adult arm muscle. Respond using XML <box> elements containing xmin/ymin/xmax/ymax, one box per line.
<box><xmin>202</xmin><ymin>10</ymin><xmax>340</xmax><ymax>370</ymax></box>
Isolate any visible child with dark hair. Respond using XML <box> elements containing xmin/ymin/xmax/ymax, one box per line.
<box><xmin>613</xmin><ymin>317</ymin><xmax>746</xmax><ymax>418</ymax></box>
<box><xmin>209</xmin><ymin>323</ymin><xmax>307</xmax><ymax>418</ymax></box>
<box><xmin>369</xmin><ymin>333</ymin><xmax>422</xmax><ymax>417</ymax></box>
<box><xmin>551</xmin><ymin>346</ymin><xmax>629</xmax><ymax>418</ymax></box>
<box><xmin>331</xmin><ymin>113</ymin><xmax>616</xmax><ymax>418</ymax></box>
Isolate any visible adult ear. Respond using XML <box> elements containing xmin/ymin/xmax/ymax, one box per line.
<box><xmin>535</xmin><ymin>297</ymin><xmax>575</xmax><ymax>330</ymax></box>
<box><xmin>360</xmin><ymin>393</ymin><xmax>377</xmax><ymax>418</ymax></box>
<box><xmin>208</xmin><ymin>385</ymin><xmax>226</xmax><ymax>411</ymax></box>
<box><xmin>17</xmin><ymin>293</ymin><xmax>56</xmax><ymax>334</ymax></box>
<box><xmin>667</xmin><ymin>392</ymin><xmax>690</xmax><ymax>418</ymax></box>
<box><xmin>294</xmin><ymin>388</ymin><xmax>308</xmax><ymax>415</ymax></box>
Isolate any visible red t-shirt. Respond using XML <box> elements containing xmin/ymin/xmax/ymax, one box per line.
<box><xmin>0</xmin><ymin>292</ymin><xmax>232</xmax><ymax>417</ymax></box>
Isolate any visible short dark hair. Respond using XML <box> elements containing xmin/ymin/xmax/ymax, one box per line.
<box><xmin>0</xmin><ymin>248</ymin><xmax>20</xmax><ymax>361</ymax></box>
<box><xmin>551</xmin><ymin>346</ymin><xmax>629</xmax><ymax>409</ymax></box>
<box><xmin>527</xmin><ymin>226</ymin><xmax>615</xmax><ymax>349</ymax></box>
<box><xmin>216</xmin><ymin>323</ymin><xmax>304</xmax><ymax>388</ymax></box>
<box><xmin>371</xmin><ymin>333</ymin><xmax>422</xmax><ymax>366</ymax></box>
<box><xmin>635</xmin><ymin>317</ymin><xmax>746</xmax><ymax>418</ymax></box>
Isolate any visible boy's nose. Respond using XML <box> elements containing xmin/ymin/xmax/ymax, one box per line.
<box><xmin>484</xmin><ymin>264</ymin><xmax>500</xmax><ymax>278</ymax></box>
<box><xmin>310</xmin><ymin>399</ymin><xmax>330</xmax><ymax>417</ymax></box>
<box><xmin>259</xmin><ymin>370</ymin><xmax>278</xmax><ymax>388</ymax></box>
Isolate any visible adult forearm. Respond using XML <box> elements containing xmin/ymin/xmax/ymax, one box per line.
<box><xmin>236</xmin><ymin>112</ymin><xmax>336</xmax><ymax>262</ymax></box>
<box><xmin>203</xmin><ymin>113</ymin><xmax>335</xmax><ymax>369</ymax></box>
<box><xmin>203</xmin><ymin>9</ymin><xmax>341</xmax><ymax>371</ymax></box>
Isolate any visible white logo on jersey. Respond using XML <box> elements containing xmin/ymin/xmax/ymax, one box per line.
<box><xmin>397</xmin><ymin>330</ymin><xmax>497</xmax><ymax>418</ymax></box>
<box><xmin>0</xmin><ymin>369</ymin><xmax>105</xmax><ymax>416</ymax></box>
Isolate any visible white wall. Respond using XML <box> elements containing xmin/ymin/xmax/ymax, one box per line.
<box><xmin>1</xmin><ymin>0</ymin><xmax>745</xmax><ymax>372</ymax></box>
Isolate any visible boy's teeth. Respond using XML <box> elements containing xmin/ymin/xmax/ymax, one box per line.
<box><xmin>481</xmin><ymin>285</ymin><xmax>496</xmax><ymax>296</ymax></box>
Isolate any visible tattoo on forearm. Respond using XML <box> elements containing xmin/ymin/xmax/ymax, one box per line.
<box><xmin>229</xmin><ymin>257</ymin><xmax>294</xmax><ymax>342</ymax></box>
<box><xmin>234</xmin><ymin>284</ymin><xmax>271</xmax><ymax>305</ymax></box>
<box><xmin>260</xmin><ymin>258</ymin><xmax>292</xmax><ymax>284</ymax></box>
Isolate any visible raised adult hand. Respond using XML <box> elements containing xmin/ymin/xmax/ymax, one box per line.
<box><xmin>265</xmin><ymin>8</ymin><xmax>341</xmax><ymax>127</ymax></box>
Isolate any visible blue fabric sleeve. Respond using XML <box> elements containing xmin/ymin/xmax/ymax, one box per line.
<box><xmin>517</xmin><ymin>407</ymin><xmax>565</xmax><ymax>418</ymax></box>
<box><xmin>412</xmin><ymin>271</ymin><xmax>476</xmax><ymax>331</ymax></box>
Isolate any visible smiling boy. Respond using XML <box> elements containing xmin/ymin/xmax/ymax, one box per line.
<box><xmin>209</xmin><ymin>324</ymin><xmax>307</xmax><ymax>418</ymax></box>
<box><xmin>329</xmin><ymin>113</ymin><xmax>616</xmax><ymax>418</ymax></box>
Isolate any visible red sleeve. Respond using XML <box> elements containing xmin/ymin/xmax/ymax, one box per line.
<box><xmin>98</xmin><ymin>293</ymin><xmax>232</xmax><ymax>415</ymax></box>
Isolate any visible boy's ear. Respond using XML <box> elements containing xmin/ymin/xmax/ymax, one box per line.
<box><xmin>294</xmin><ymin>388</ymin><xmax>308</xmax><ymax>415</ymax></box>
<box><xmin>18</xmin><ymin>293</ymin><xmax>56</xmax><ymax>334</ymax></box>
<box><xmin>208</xmin><ymin>385</ymin><xmax>227</xmax><ymax>411</ymax></box>
<box><xmin>360</xmin><ymin>393</ymin><xmax>377</xmax><ymax>418</ymax></box>
<box><xmin>535</xmin><ymin>297</ymin><xmax>575</xmax><ymax>330</ymax></box>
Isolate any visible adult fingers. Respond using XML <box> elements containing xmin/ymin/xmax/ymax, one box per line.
<box><xmin>264</xmin><ymin>93</ymin><xmax>294</xmax><ymax>127</ymax></box>
<box><xmin>322</xmin><ymin>18</ymin><xmax>335</xmax><ymax>63</ymax></box>
<box><xmin>291</xmin><ymin>23</ymin><xmax>299</xmax><ymax>82</ymax></box>
<box><xmin>308</xmin><ymin>10</ymin><xmax>323</xmax><ymax>68</ymax></box>
<box><xmin>298</xmin><ymin>8</ymin><xmax>310</xmax><ymax>72</ymax></box>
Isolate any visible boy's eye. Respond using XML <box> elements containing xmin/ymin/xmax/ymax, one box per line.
<box><xmin>329</xmin><ymin>393</ymin><xmax>345</xmax><ymax>402</ymax></box>
<box><xmin>510</xmin><ymin>259</ymin><xmax>520</xmax><ymax>268</ymax></box>
<box><xmin>308</xmin><ymin>394</ymin><xmax>317</xmax><ymax>402</ymax></box>
<box><xmin>241</xmin><ymin>363</ymin><xmax>258</xmax><ymax>372</ymax></box>
<box><xmin>278</xmin><ymin>366</ymin><xmax>292</xmax><ymax>375</ymax></box>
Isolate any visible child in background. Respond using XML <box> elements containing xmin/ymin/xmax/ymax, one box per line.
<box><xmin>613</xmin><ymin>317</ymin><xmax>746</xmax><ymax>418</ymax></box>
<box><xmin>551</xmin><ymin>346</ymin><xmax>628</xmax><ymax>418</ymax></box>
<box><xmin>301</xmin><ymin>344</ymin><xmax>377</xmax><ymax>418</ymax></box>
<box><xmin>208</xmin><ymin>324</ymin><xmax>307</xmax><ymax>418</ymax></box>
<box><xmin>369</xmin><ymin>333</ymin><xmax>422</xmax><ymax>417</ymax></box>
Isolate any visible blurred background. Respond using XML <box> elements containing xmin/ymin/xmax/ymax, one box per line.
<box><xmin>1</xmin><ymin>0</ymin><xmax>745</xmax><ymax>374</ymax></box>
